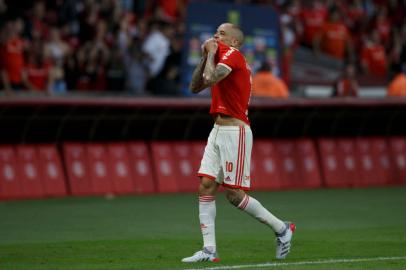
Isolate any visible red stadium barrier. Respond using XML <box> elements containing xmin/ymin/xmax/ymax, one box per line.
<box><xmin>337</xmin><ymin>139</ymin><xmax>360</xmax><ymax>187</ymax></box>
<box><xmin>172</xmin><ymin>142</ymin><xmax>198</xmax><ymax>192</ymax></box>
<box><xmin>63</xmin><ymin>143</ymin><xmax>92</xmax><ymax>195</ymax></box>
<box><xmin>16</xmin><ymin>145</ymin><xmax>44</xmax><ymax>198</ymax></box>
<box><xmin>191</xmin><ymin>141</ymin><xmax>206</xmax><ymax>174</ymax></box>
<box><xmin>355</xmin><ymin>138</ymin><xmax>390</xmax><ymax>187</ymax></box>
<box><xmin>0</xmin><ymin>146</ymin><xmax>22</xmax><ymax>200</ymax></box>
<box><xmin>371</xmin><ymin>138</ymin><xmax>395</xmax><ymax>184</ymax></box>
<box><xmin>274</xmin><ymin>140</ymin><xmax>300</xmax><ymax>189</ymax></box>
<box><xmin>107</xmin><ymin>143</ymin><xmax>135</xmax><ymax>194</ymax></box>
<box><xmin>150</xmin><ymin>142</ymin><xmax>179</xmax><ymax>193</ymax></box>
<box><xmin>86</xmin><ymin>144</ymin><xmax>113</xmax><ymax>195</ymax></box>
<box><xmin>317</xmin><ymin>139</ymin><xmax>345</xmax><ymax>187</ymax></box>
<box><xmin>128</xmin><ymin>142</ymin><xmax>156</xmax><ymax>193</ymax></box>
<box><xmin>37</xmin><ymin>145</ymin><xmax>67</xmax><ymax>197</ymax></box>
<box><xmin>251</xmin><ymin>140</ymin><xmax>282</xmax><ymax>190</ymax></box>
<box><xmin>388</xmin><ymin>137</ymin><xmax>406</xmax><ymax>184</ymax></box>
<box><xmin>296</xmin><ymin>139</ymin><xmax>322</xmax><ymax>188</ymax></box>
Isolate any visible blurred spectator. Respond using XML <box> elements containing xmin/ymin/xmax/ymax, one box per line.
<box><xmin>388</xmin><ymin>21</ymin><xmax>406</xmax><ymax>77</ymax></box>
<box><xmin>332</xmin><ymin>63</ymin><xmax>359</xmax><ymax>97</ymax></box>
<box><xmin>106</xmin><ymin>46</ymin><xmax>126</xmax><ymax>91</ymax></box>
<box><xmin>0</xmin><ymin>19</ymin><xmax>26</xmax><ymax>94</ymax></box>
<box><xmin>252</xmin><ymin>62</ymin><xmax>289</xmax><ymax>98</ymax></box>
<box><xmin>387</xmin><ymin>64</ymin><xmax>406</xmax><ymax>96</ymax></box>
<box><xmin>64</xmin><ymin>52</ymin><xmax>80</xmax><ymax>90</ymax></box>
<box><xmin>45</xmin><ymin>27</ymin><xmax>70</xmax><ymax>93</ymax></box>
<box><xmin>26</xmin><ymin>1</ymin><xmax>49</xmax><ymax>40</ymax></box>
<box><xmin>124</xmin><ymin>38</ymin><xmax>150</xmax><ymax>95</ymax></box>
<box><xmin>154</xmin><ymin>0</ymin><xmax>187</xmax><ymax>22</ymax></box>
<box><xmin>149</xmin><ymin>37</ymin><xmax>182</xmax><ymax>96</ymax></box>
<box><xmin>22</xmin><ymin>39</ymin><xmax>53</xmax><ymax>93</ymax></box>
<box><xmin>360</xmin><ymin>30</ymin><xmax>387</xmax><ymax>78</ymax></box>
<box><xmin>76</xmin><ymin>19</ymin><xmax>110</xmax><ymax>90</ymax></box>
<box><xmin>341</xmin><ymin>0</ymin><xmax>366</xmax><ymax>54</ymax></box>
<box><xmin>78</xmin><ymin>0</ymin><xmax>100</xmax><ymax>43</ymax></box>
<box><xmin>279</xmin><ymin>0</ymin><xmax>302</xmax><ymax>85</ymax></box>
<box><xmin>372</xmin><ymin>7</ymin><xmax>391</xmax><ymax>46</ymax></box>
<box><xmin>142</xmin><ymin>20</ymin><xmax>173</xmax><ymax>78</ymax></box>
<box><xmin>45</xmin><ymin>27</ymin><xmax>70</xmax><ymax>67</ymax></box>
<box><xmin>313</xmin><ymin>7</ymin><xmax>352</xmax><ymax>61</ymax></box>
<box><xmin>299</xmin><ymin>0</ymin><xmax>327</xmax><ymax>48</ymax></box>
<box><xmin>0</xmin><ymin>0</ymin><xmax>8</xmax><ymax>29</ymax></box>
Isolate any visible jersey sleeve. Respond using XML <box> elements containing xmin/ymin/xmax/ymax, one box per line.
<box><xmin>217</xmin><ymin>44</ymin><xmax>242</xmax><ymax>71</ymax></box>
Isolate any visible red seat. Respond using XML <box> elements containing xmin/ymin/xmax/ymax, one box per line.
<box><xmin>150</xmin><ymin>142</ymin><xmax>179</xmax><ymax>193</ymax></box>
<box><xmin>107</xmin><ymin>143</ymin><xmax>135</xmax><ymax>194</ymax></box>
<box><xmin>274</xmin><ymin>140</ymin><xmax>300</xmax><ymax>189</ymax></box>
<box><xmin>191</xmin><ymin>141</ymin><xmax>206</xmax><ymax>176</ymax></box>
<box><xmin>296</xmin><ymin>139</ymin><xmax>322</xmax><ymax>188</ymax></box>
<box><xmin>86</xmin><ymin>144</ymin><xmax>114</xmax><ymax>195</ymax></box>
<box><xmin>355</xmin><ymin>138</ymin><xmax>389</xmax><ymax>187</ymax></box>
<box><xmin>16</xmin><ymin>145</ymin><xmax>45</xmax><ymax>198</ymax></box>
<box><xmin>388</xmin><ymin>137</ymin><xmax>406</xmax><ymax>184</ymax></box>
<box><xmin>317</xmin><ymin>139</ymin><xmax>345</xmax><ymax>187</ymax></box>
<box><xmin>172</xmin><ymin>142</ymin><xmax>198</xmax><ymax>192</ymax></box>
<box><xmin>37</xmin><ymin>144</ymin><xmax>67</xmax><ymax>197</ymax></box>
<box><xmin>0</xmin><ymin>146</ymin><xmax>22</xmax><ymax>200</ymax></box>
<box><xmin>338</xmin><ymin>139</ymin><xmax>361</xmax><ymax>187</ymax></box>
<box><xmin>251</xmin><ymin>140</ymin><xmax>282</xmax><ymax>190</ymax></box>
<box><xmin>128</xmin><ymin>142</ymin><xmax>156</xmax><ymax>193</ymax></box>
<box><xmin>371</xmin><ymin>138</ymin><xmax>395</xmax><ymax>184</ymax></box>
<box><xmin>63</xmin><ymin>143</ymin><xmax>92</xmax><ymax>196</ymax></box>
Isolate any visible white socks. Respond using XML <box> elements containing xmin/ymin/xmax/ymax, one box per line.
<box><xmin>199</xmin><ymin>195</ymin><xmax>216</xmax><ymax>253</ymax></box>
<box><xmin>238</xmin><ymin>194</ymin><xmax>285</xmax><ymax>234</ymax></box>
<box><xmin>198</xmin><ymin>194</ymin><xmax>285</xmax><ymax>253</ymax></box>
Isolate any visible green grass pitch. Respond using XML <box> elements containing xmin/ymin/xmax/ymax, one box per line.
<box><xmin>0</xmin><ymin>187</ymin><xmax>405</xmax><ymax>270</ymax></box>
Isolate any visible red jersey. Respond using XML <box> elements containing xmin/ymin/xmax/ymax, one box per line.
<box><xmin>25</xmin><ymin>61</ymin><xmax>51</xmax><ymax>90</ymax></box>
<box><xmin>210</xmin><ymin>42</ymin><xmax>252</xmax><ymax>125</ymax></box>
<box><xmin>1</xmin><ymin>37</ymin><xmax>24</xmax><ymax>84</ymax></box>
<box><xmin>361</xmin><ymin>44</ymin><xmax>387</xmax><ymax>77</ymax></box>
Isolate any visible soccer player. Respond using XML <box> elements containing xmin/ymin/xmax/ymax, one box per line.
<box><xmin>181</xmin><ymin>23</ymin><xmax>295</xmax><ymax>263</ymax></box>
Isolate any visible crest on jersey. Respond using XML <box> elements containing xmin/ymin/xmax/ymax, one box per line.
<box><xmin>222</xmin><ymin>48</ymin><xmax>236</xmax><ymax>60</ymax></box>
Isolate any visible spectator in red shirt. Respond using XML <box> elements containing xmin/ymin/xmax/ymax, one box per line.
<box><xmin>333</xmin><ymin>63</ymin><xmax>359</xmax><ymax>97</ymax></box>
<box><xmin>27</xmin><ymin>1</ymin><xmax>49</xmax><ymax>40</ymax></box>
<box><xmin>342</xmin><ymin>0</ymin><xmax>366</xmax><ymax>54</ymax></box>
<box><xmin>0</xmin><ymin>19</ymin><xmax>26</xmax><ymax>94</ymax></box>
<box><xmin>23</xmin><ymin>39</ymin><xmax>53</xmax><ymax>93</ymax></box>
<box><xmin>299</xmin><ymin>0</ymin><xmax>327</xmax><ymax>48</ymax></box>
<box><xmin>314</xmin><ymin>7</ymin><xmax>352</xmax><ymax>61</ymax></box>
<box><xmin>373</xmin><ymin>7</ymin><xmax>391</xmax><ymax>46</ymax></box>
<box><xmin>361</xmin><ymin>30</ymin><xmax>388</xmax><ymax>78</ymax></box>
<box><xmin>156</xmin><ymin>0</ymin><xmax>187</xmax><ymax>22</ymax></box>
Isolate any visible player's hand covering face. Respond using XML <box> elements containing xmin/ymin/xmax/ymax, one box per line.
<box><xmin>203</xmin><ymin>38</ymin><xmax>218</xmax><ymax>54</ymax></box>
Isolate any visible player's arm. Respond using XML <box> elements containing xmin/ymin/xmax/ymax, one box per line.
<box><xmin>189</xmin><ymin>56</ymin><xmax>208</xmax><ymax>93</ymax></box>
<box><xmin>202</xmin><ymin>51</ymin><xmax>231</xmax><ymax>87</ymax></box>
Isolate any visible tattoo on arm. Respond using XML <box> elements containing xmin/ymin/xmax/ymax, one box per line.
<box><xmin>189</xmin><ymin>56</ymin><xmax>207</xmax><ymax>93</ymax></box>
<box><xmin>203</xmin><ymin>52</ymin><xmax>231</xmax><ymax>86</ymax></box>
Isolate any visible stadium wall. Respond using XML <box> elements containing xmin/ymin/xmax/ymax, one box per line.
<box><xmin>1</xmin><ymin>96</ymin><xmax>406</xmax><ymax>200</ymax></box>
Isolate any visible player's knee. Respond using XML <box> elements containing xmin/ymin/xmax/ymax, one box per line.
<box><xmin>225</xmin><ymin>188</ymin><xmax>245</xmax><ymax>207</ymax></box>
<box><xmin>199</xmin><ymin>177</ymin><xmax>217</xmax><ymax>195</ymax></box>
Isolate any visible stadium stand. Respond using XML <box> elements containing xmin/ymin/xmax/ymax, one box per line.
<box><xmin>0</xmin><ymin>0</ymin><xmax>405</xmax><ymax>96</ymax></box>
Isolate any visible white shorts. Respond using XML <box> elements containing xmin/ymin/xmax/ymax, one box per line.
<box><xmin>198</xmin><ymin>124</ymin><xmax>252</xmax><ymax>190</ymax></box>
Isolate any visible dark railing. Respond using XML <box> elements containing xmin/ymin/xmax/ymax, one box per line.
<box><xmin>1</xmin><ymin>96</ymin><xmax>406</xmax><ymax>144</ymax></box>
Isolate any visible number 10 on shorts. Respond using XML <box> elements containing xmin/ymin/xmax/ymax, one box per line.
<box><xmin>226</xmin><ymin>161</ymin><xmax>233</xmax><ymax>172</ymax></box>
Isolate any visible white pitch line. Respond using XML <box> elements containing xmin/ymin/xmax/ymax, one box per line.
<box><xmin>183</xmin><ymin>256</ymin><xmax>406</xmax><ymax>270</ymax></box>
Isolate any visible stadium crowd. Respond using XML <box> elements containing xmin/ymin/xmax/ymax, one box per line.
<box><xmin>0</xmin><ymin>0</ymin><xmax>405</xmax><ymax>96</ymax></box>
